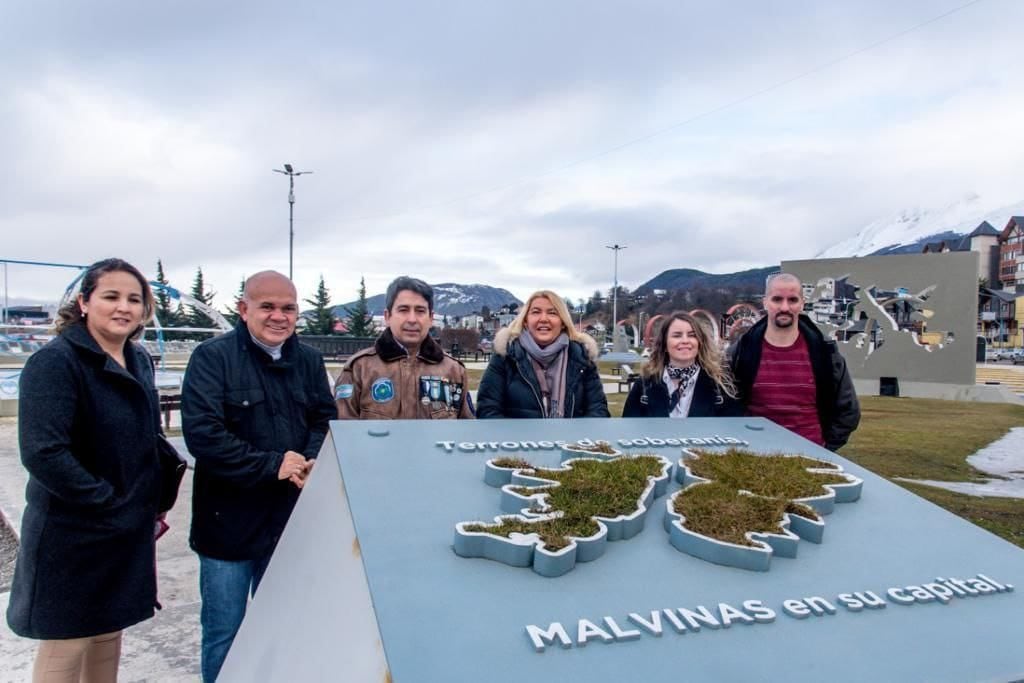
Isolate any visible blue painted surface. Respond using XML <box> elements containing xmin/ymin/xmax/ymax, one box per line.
<box><xmin>331</xmin><ymin>417</ymin><xmax>1024</xmax><ymax>682</ymax></box>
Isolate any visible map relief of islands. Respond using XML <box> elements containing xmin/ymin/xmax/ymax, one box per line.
<box><xmin>454</xmin><ymin>444</ymin><xmax>863</xmax><ymax>575</ymax></box>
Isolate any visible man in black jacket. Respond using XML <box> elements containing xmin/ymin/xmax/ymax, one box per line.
<box><xmin>730</xmin><ymin>273</ymin><xmax>860</xmax><ymax>451</ymax></box>
<box><xmin>182</xmin><ymin>271</ymin><xmax>335</xmax><ymax>682</ymax></box>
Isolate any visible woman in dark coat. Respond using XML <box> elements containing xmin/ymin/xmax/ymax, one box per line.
<box><xmin>477</xmin><ymin>290</ymin><xmax>609</xmax><ymax>418</ymax></box>
<box><xmin>623</xmin><ymin>311</ymin><xmax>741</xmax><ymax>418</ymax></box>
<box><xmin>7</xmin><ymin>258</ymin><xmax>162</xmax><ymax>682</ymax></box>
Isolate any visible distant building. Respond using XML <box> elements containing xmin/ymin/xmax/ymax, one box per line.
<box><xmin>998</xmin><ymin>216</ymin><xmax>1024</xmax><ymax>291</ymax></box>
<box><xmin>4</xmin><ymin>305</ymin><xmax>52</xmax><ymax>325</ymax></box>
<box><xmin>978</xmin><ymin>288</ymin><xmax>1019</xmax><ymax>347</ymax></box>
<box><xmin>922</xmin><ymin>220</ymin><xmax>1000</xmax><ymax>287</ymax></box>
<box><xmin>458</xmin><ymin>314</ymin><xmax>483</xmax><ymax>330</ymax></box>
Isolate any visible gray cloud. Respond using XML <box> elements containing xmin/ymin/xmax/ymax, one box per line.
<box><xmin>2</xmin><ymin>0</ymin><xmax>1023</xmax><ymax>306</ymax></box>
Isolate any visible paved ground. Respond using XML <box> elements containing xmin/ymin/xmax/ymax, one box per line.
<box><xmin>0</xmin><ymin>418</ymin><xmax>201</xmax><ymax>681</ymax></box>
<box><xmin>976</xmin><ymin>362</ymin><xmax>1024</xmax><ymax>397</ymax></box>
<box><xmin>0</xmin><ymin>517</ymin><xmax>15</xmax><ymax>593</ymax></box>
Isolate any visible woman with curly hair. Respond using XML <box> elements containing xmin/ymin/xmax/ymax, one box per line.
<box><xmin>623</xmin><ymin>311</ymin><xmax>741</xmax><ymax>418</ymax></box>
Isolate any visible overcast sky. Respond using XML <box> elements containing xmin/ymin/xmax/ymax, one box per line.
<box><xmin>2</xmin><ymin>0</ymin><xmax>1022</xmax><ymax>310</ymax></box>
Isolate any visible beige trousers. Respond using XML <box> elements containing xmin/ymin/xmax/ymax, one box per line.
<box><xmin>33</xmin><ymin>631</ymin><xmax>122</xmax><ymax>683</ymax></box>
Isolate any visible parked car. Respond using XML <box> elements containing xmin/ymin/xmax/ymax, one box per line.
<box><xmin>993</xmin><ymin>348</ymin><xmax>1024</xmax><ymax>363</ymax></box>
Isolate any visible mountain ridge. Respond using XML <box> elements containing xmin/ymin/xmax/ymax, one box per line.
<box><xmin>637</xmin><ymin>266</ymin><xmax>779</xmax><ymax>293</ymax></box>
<box><xmin>817</xmin><ymin>194</ymin><xmax>1023</xmax><ymax>258</ymax></box>
<box><xmin>332</xmin><ymin>282</ymin><xmax>521</xmax><ymax>318</ymax></box>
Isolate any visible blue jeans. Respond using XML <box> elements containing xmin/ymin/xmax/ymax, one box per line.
<box><xmin>198</xmin><ymin>553</ymin><xmax>272</xmax><ymax>682</ymax></box>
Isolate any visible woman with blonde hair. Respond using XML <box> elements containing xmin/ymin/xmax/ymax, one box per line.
<box><xmin>623</xmin><ymin>311</ymin><xmax>741</xmax><ymax>418</ymax></box>
<box><xmin>477</xmin><ymin>290</ymin><xmax>609</xmax><ymax>418</ymax></box>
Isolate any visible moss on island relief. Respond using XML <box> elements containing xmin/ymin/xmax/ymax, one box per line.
<box><xmin>675</xmin><ymin>448</ymin><xmax>855</xmax><ymax>547</ymax></box>
<box><xmin>462</xmin><ymin>455</ymin><xmax>665</xmax><ymax>551</ymax></box>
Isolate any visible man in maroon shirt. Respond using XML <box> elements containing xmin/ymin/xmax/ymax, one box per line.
<box><xmin>730</xmin><ymin>273</ymin><xmax>860</xmax><ymax>451</ymax></box>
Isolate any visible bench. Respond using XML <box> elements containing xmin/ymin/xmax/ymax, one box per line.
<box><xmin>449</xmin><ymin>350</ymin><xmax>492</xmax><ymax>363</ymax></box>
<box><xmin>159</xmin><ymin>393</ymin><xmax>182</xmax><ymax>430</ymax></box>
<box><xmin>617</xmin><ymin>364</ymin><xmax>639</xmax><ymax>393</ymax></box>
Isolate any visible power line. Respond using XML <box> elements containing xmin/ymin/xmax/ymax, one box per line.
<box><xmin>343</xmin><ymin>0</ymin><xmax>988</xmax><ymax>224</ymax></box>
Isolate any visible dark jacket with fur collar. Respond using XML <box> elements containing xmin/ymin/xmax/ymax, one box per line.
<box><xmin>622</xmin><ymin>369</ymin><xmax>742</xmax><ymax>418</ymax></box>
<box><xmin>476</xmin><ymin>328</ymin><xmax>609</xmax><ymax>419</ymax></box>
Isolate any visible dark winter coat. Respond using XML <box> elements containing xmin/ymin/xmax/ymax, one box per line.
<box><xmin>182</xmin><ymin>324</ymin><xmax>335</xmax><ymax>561</ymax></box>
<box><xmin>7</xmin><ymin>324</ymin><xmax>161</xmax><ymax>639</ymax></box>
<box><xmin>730</xmin><ymin>314</ymin><xmax>860</xmax><ymax>451</ymax></box>
<box><xmin>622</xmin><ymin>369</ymin><xmax>743</xmax><ymax>418</ymax></box>
<box><xmin>476</xmin><ymin>328</ymin><xmax>610</xmax><ymax>419</ymax></box>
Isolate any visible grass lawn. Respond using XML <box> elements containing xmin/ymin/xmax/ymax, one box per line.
<box><xmin>840</xmin><ymin>396</ymin><xmax>1024</xmax><ymax>549</ymax></box>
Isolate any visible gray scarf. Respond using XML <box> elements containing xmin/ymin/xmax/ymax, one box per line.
<box><xmin>519</xmin><ymin>331</ymin><xmax>570</xmax><ymax>418</ymax></box>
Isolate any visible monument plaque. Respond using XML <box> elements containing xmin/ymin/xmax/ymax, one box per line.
<box><xmin>221</xmin><ymin>418</ymin><xmax>1024</xmax><ymax>682</ymax></box>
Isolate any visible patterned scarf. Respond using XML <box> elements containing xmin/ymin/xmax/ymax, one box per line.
<box><xmin>666</xmin><ymin>365</ymin><xmax>699</xmax><ymax>413</ymax></box>
<box><xmin>519</xmin><ymin>331</ymin><xmax>570</xmax><ymax>418</ymax></box>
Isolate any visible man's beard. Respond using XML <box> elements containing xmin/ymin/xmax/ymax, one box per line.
<box><xmin>773</xmin><ymin>313</ymin><xmax>795</xmax><ymax>328</ymax></box>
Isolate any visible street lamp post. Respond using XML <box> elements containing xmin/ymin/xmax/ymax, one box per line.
<box><xmin>606</xmin><ymin>244</ymin><xmax>627</xmax><ymax>350</ymax></box>
<box><xmin>273</xmin><ymin>163</ymin><xmax>313</xmax><ymax>280</ymax></box>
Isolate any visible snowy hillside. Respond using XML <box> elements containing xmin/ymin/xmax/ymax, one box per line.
<box><xmin>817</xmin><ymin>194</ymin><xmax>1024</xmax><ymax>258</ymax></box>
<box><xmin>431</xmin><ymin>283</ymin><xmax>522</xmax><ymax>317</ymax></box>
<box><xmin>334</xmin><ymin>283</ymin><xmax>521</xmax><ymax>318</ymax></box>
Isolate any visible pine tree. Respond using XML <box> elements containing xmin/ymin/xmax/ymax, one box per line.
<box><xmin>223</xmin><ymin>277</ymin><xmax>245</xmax><ymax>327</ymax></box>
<box><xmin>187</xmin><ymin>267</ymin><xmax>216</xmax><ymax>339</ymax></box>
<box><xmin>344</xmin><ymin>276</ymin><xmax>375</xmax><ymax>337</ymax></box>
<box><xmin>154</xmin><ymin>260</ymin><xmax>174</xmax><ymax>327</ymax></box>
<box><xmin>170</xmin><ymin>302</ymin><xmax>188</xmax><ymax>341</ymax></box>
<box><xmin>303</xmin><ymin>275</ymin><xmax>334</xmax><ymax>335</ymax></box>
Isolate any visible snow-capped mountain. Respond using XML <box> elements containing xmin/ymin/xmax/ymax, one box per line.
<box><xmin>335</xmin><ymin>283</ymin><xmax>521</xmax><ymax>318</ymax></box>
<box><xmin>429</xmin><ymin>283</ymin><xmax>522</xmax><ymax>316</ymax></box>
<box><xmin>817</xmin><ymin>194</ymin><xmax>1024</xmax><ymax>258</ymax></box>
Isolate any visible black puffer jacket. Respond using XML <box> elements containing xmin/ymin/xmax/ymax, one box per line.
<box><xmin>182</xmin><ymin>324</ymin><xmax>336</xmax><ymax>561</ymax></box>
<box><xmin>730</xmin><ymin>314</ymin><xmax>860</xmax><ymax>451</ymax></box>
<box><xmin>622</xmin><ymin>369</ymin><xmax>742</xmax><ymax>418</ymax></box>
<box><xmin>476</xmin><ymin>329</ymin><xmax>609</xmax><ymax>419</ymax></box>
<box><xmin>8</xmin><ymin>324</ymin><xmax>161</xmax><ymax>639</ymax></box>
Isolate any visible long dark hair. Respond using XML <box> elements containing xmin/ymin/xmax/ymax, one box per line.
<box><xmin>643</xmin><ymin>311</ymin><xmax>736</xmax><ymax>398</ymax></box>
<box><xmin>55</xmin><ymin>258</ymin><xmax>155</xmax><ymax>340</ymax></box>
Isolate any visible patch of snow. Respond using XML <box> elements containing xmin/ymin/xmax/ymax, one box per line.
<box><xmin>897</xmin><ymin>427</ymin><xmax>1024</xmax><ymax>498</ymax></box>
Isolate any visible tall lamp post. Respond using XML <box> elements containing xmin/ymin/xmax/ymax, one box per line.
<box><xmin>605</xmin><ymin>244</ymin><xmax>627</xmax><ymax>350</ymax></box>
<box><xmin>273</xmin><ymin>163</ymin><xmax>313</xmax><ymax>280</ymax></box>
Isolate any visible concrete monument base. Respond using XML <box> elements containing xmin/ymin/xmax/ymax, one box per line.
<box><xmin>220</xmin><ymin>418</ymin><xmax>1024</xmax><ymax>682</ymax></box>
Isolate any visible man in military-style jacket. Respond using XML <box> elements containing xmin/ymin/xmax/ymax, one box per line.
<box><xmin>335</xmin><ymin>276</ymin><xmax>474</xmax><ymax>420</ymax></box>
